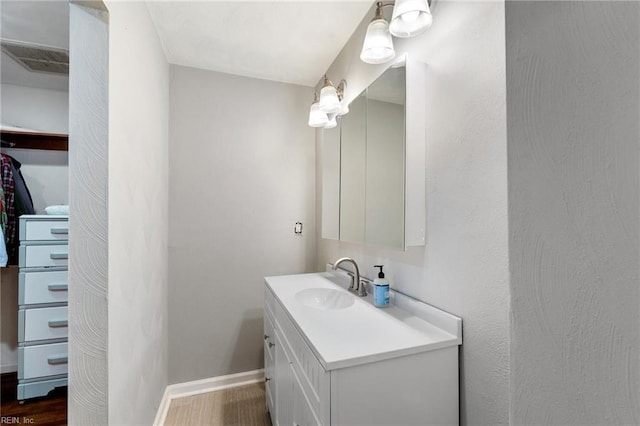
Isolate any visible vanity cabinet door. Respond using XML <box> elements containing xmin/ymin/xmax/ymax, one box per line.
<box><xmin>264</xmin><ymin>311</ymin><xmax>276</xmax><ymax>414</ymax></box>
<box><xmin>265</xmin><ymin>285</ymin><xmax>331</xmax><ymax>425</ymax></box>
<box><xmin>274</xmin><ymin>328</ymin><xmax>293</xmax><ymax>426</ymax></box>
<box><xmin>292</xmin><ymin>367</ymin><xmax>321</xmax><ymax>426</ymax></box>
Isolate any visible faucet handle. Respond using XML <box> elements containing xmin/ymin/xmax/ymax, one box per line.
<box><xmin>345</xmin><ymin>271</ymin><xmax>356</xmax><ymax>290</ymax></box>
<box><xmin>357</xmin><ymin>279</ymin><xmax>368</xmax><ymax>297</ymax></box>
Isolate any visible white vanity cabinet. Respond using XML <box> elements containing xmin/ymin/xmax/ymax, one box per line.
<box><xmin>17</xmin><ymin>215</ymin><xmax>69</xmax><ymax>401</ymax></box>
<box><xmin>264</xmin><ymin>272</ymin><xmax>463</xmax><ymax>426</ymax></box>
<box><xmin>265</xmin><ymin>288</ymin><xmax>329</xmax><ymax>426</ymax></box>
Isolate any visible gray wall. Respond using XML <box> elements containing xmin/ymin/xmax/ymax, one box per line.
<box><xmin>168</xmin><ymin>66</ymin><xmax>316</xmax><ymax>384</ymax></box>
<box><xmin>506</xmin><ymin>2</ymin><xmax>640</xmax><ymax>424</ymax></box>
<box><xmin>317</xmin><ymin>2</ymin><xmax>510</xmax><ymax>424</ymax></box>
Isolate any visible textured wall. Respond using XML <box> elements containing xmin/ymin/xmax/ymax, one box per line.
<box><xmin>106</xmin><ymin>1</ymin><xmax>170</xmax><ymax>425</ymax></box>
<box><xmin>506</xmin><ymin>2</ymin><xmax>640</xmax><ymax>424</ymax></box>
<box><xmin>168</xmin><ymin>66</ymin><xmax>316</xmax><ymax>384</ymax></box>
<box><xmin>68</xmin><ymin>3</ymin><xmax>109</xmax><ymax>424</ymax></box>
<box><xmin>316</xmin><ymin>1</ymin><xmax>510</xmax><ymax>424</ymax></box>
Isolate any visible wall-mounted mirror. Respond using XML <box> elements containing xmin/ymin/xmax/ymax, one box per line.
<box><xmin>339</xmin><ymin>91</ymin><xmax>367</xmax><ymax>243</ymax></box>
<box><xmin>321</xmin><ymin>55</ymin><xmax>426</xmax><ymax>250</ymax></box>
<box><xmin>321</xmin><ymin>124</ymin><xmax>340</xmax><ymax>241</ymax></box>
<box><xmin>364</xmin><ymin>64</ymin><xmax>405</xmax><ymax>247</ymax></box>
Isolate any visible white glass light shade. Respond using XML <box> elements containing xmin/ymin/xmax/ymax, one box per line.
<box><xmin>308</xmin><ymin>102</ymin><xmax>328</xmax><ymax>127</ymax></box>
<box><xmin>389</xmin><ymin>0</ymin><xmax>432</xmax><ymax>38</ymax></box>
<box><xmin>324</xmin><ymin>114</ymin><xmax>338</xmax><ymax>129</ymax></box>
<box><xmin>360</xmin><ymin>18</ymin><xmax>395</xmax><ymax>64</ymax></box>
<box><xmin>338</xmin><ymin>100</ymin><xmax>350</xmax><ymax>116</ymax></box>
<box><xmin>319</xmin><ymin>85</ymin><xmax>342</xmax><ymax>114</ymax></box>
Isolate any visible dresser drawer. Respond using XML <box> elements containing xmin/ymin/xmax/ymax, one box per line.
<box><xmin>19</xmin><ymin>270</ymin><xmax>68</xmax><ymax>305</ymax></box>
<box><xmin>19</xmin><ymin>306</ymin><xmax>68</xmax><ymax>342</ymax></box>
<box><xmin>19</xmin><ymin>218</ymin><xmax>68</xmax><ymax>242</ymax></box>
<box><xmin>18</xmin><ymin>342</ymin><xmax>68</xmax><ymax>380</ymax></box>
<box><xmin>19</xmin><ymin>244</ymin><xmax>68</xmax><ymax>268</ymax></box>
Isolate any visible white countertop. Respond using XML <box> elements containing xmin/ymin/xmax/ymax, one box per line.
<box><xmin>264</xmin><ymin>271</ymin><xmax>461</xmax><ymax>370</ymax></box>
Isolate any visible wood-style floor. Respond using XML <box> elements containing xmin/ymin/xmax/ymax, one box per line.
<box><xmin>0</xmin><ymin>372</ymin><xmax>67</xmax><ymax>426</ymax></box>
<box><xmin>164</xmin><ymin>382</ymin><xmax>272</xmax><ymax>426</ymax></box>
<box><xmin>1</xmin><ymin>373</ymin><xmax>268</xmax><ymax>426</ymax></box>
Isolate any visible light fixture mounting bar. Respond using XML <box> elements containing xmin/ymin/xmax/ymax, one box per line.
<box><xmin>375</xmin><ymin>1</ymin><xmax>395</xmax><ymax>17</ymax></box>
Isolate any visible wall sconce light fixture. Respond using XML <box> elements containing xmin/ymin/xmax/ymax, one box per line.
<box><xmin>361</xmin><ymin>0</ymin><xmax>432</xmax><ymax>64</ymax></box>
<box><xmin>336</xmin><ymin>80</ymin><xmax>349</xmax><ymax>116</ymax></box>
<box><xmin>389</xmin><ymin>0</ymin><xmax>432</xmax><ymax>37</ymax></box>
<box><xmin>324</xmin><ymin>113</ymin><xmax>338</xmax><ymax>129</ymax></box>
<box><xmin>308</xmin><ymin>91</ymin><xmax>329</xmax><ymax>128</ymax></box>
<box><xmin>309</xmin><ymin>78</ymin><xmax>348</xmax><ymax>128</ymax></box>
<box><xmin>319</xmin><ymin>76</ymin><xmax>348</xmax><ymax>115</ymax></box>
<box><xmin>360</xmin><ymin>2</ymin><xmax>395</xmax><ymax>64</ymax></box>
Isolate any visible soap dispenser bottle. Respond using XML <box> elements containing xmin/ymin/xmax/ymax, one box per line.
<box><xmin>373</xmin><ymin>265</ymin><xmax>390</xmax><ymax>308</ymax></box>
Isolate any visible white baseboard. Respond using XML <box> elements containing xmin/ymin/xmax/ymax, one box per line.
<box><xmin>153</xmin><ymin>368</ymin><xmax>264</xmax><ymax>426</ymax></box>
<box><xmin>1</xmin><ymin>363</ymin><xmax>18</xmax><ymax>374</ymax></box>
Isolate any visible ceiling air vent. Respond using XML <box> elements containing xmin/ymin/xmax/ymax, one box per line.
<box><xmin>1</xmin><ymin>40</ymin><xmax>69</xmax><ymax>75</ymax></box>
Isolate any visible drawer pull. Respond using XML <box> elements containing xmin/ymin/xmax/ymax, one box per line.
<box><xmin>47</xmin><ymin>355</ymin><xmax>68</xmax><ymax>365</ymax></box>
<box><xmin>48</xmin><ymin>283</ymin><xmax>68</xmax><ymax>292</ymax></box>
<box><xmin>50</xmin><ymin>252</ymin><xmax>68</xmax><ymax>260</ymax></box>
<box><xmin>264</xmin><ymin>334</ymin><xmax>269</xmax><ymax>340</ymax></box>
<box><xmin>265</xmin><ymin>377</ymin><xmax>272</xmax><ymax>382</ymax></box>
<box><xmin>50</xmin><ymin>227</ymin><xmax>69</xmax><ymax>235</ymax></box>
<box><xmin>48</xmin><ymin>319</ymin><xmax>68</xmax><ymax>328</ymax></box>
<box><xmin>268</xmin><ymin>342</ymin><xmax>275</xmax><ymax>348</ymax></box>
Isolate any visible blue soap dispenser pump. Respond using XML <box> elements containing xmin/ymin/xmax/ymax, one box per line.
<box><xmin>373</xmin><ymin>265</ymin><xmax>390</xmax><ymax>308</ymax></box>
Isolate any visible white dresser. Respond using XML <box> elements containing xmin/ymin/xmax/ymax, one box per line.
<box><xmin>17</xmin><ymin>215</ymin><xmax>69</xmax><ymax>401</ymax></box>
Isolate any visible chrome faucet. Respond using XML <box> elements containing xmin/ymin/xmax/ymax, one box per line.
<box><xmin>332</xmin><ymin>257</ymin><xmax>367</xmax><ymax>297</ymax></box>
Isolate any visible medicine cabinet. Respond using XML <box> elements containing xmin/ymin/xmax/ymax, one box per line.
<box><xmin>321</xmin><ymin>55</ymin><xmax>426</xmax><ymax>250</ymax></box>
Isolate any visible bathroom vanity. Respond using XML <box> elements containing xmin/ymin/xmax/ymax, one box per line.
<box><xmin>263</xmin><ymin>270</ymin><xmax>462</xmax><ymax>425</ymax></box>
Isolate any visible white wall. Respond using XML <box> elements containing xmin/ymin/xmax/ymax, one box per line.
<box><xmin>506</xmin><ymin>2</ymin><xmax>640</xmax><ymax>424</ymax></box>
<box><xmin>168</xmin><ymin>65</ymin><xmax>316</xmax><ymax>384</ymax></box>
<box><xmin>106</xmin><ymin>1</ymin><xmax>170</xmax><ymax>425</ymax></box>
<box><xmin>317</xmin><ymin>1</ymin><xmax>510</xmax><ymax>424</ymax></box>
<box><xmin>1</xmin><ymin>83</ymin><xmax>68</xmax><ymax>133</ymax></box>
<box><xmin>68</xmin><ymin>3</ymin><xmax>109</xmax><ymax>424</ymax></box>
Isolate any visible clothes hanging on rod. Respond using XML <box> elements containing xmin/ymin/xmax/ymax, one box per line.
<box><xmin>1</xmin><ymin>153</ymin><xmax>16</xmax><ymax>263</ymax></box>
<box><xmin>0</xmin><ymin>153</ymin><xmax>35</xmax><ymax>265</ymax></box>
<box><xmin>9</xmin><ymin>156</ymin><xmax>35</xmax><ymax>217</ymax></box>
<box><xmin>0</xmin><ymin>184</ymin><xmax>7</xmax><ymax>266</ymax></box>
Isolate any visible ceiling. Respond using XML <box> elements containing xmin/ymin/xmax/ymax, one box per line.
<box><xmin>0</xmin><ymin>0</ymin><xmax>70</xmax><ymax>91</ymax></box>
<box><xmin>0</xmin><ymin>1</ymin><xmax>373</xmax><ymax>91</ymax></box>
<box><xmin>145</xmin><ymin>1</ymin><xmax>372</xmax><ymax>87</ymax></box>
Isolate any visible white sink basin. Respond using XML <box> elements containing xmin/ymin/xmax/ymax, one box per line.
<box><xmin>295</xmin><ymin>288</ymin><xmax>355</xmax><ymax>311</ymax></box>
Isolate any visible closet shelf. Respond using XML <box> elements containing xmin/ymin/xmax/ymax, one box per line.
<box><xmin>1</xmin><ymin>129</ymin><xmax>68</xmax><ymax>151</ymax></box>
